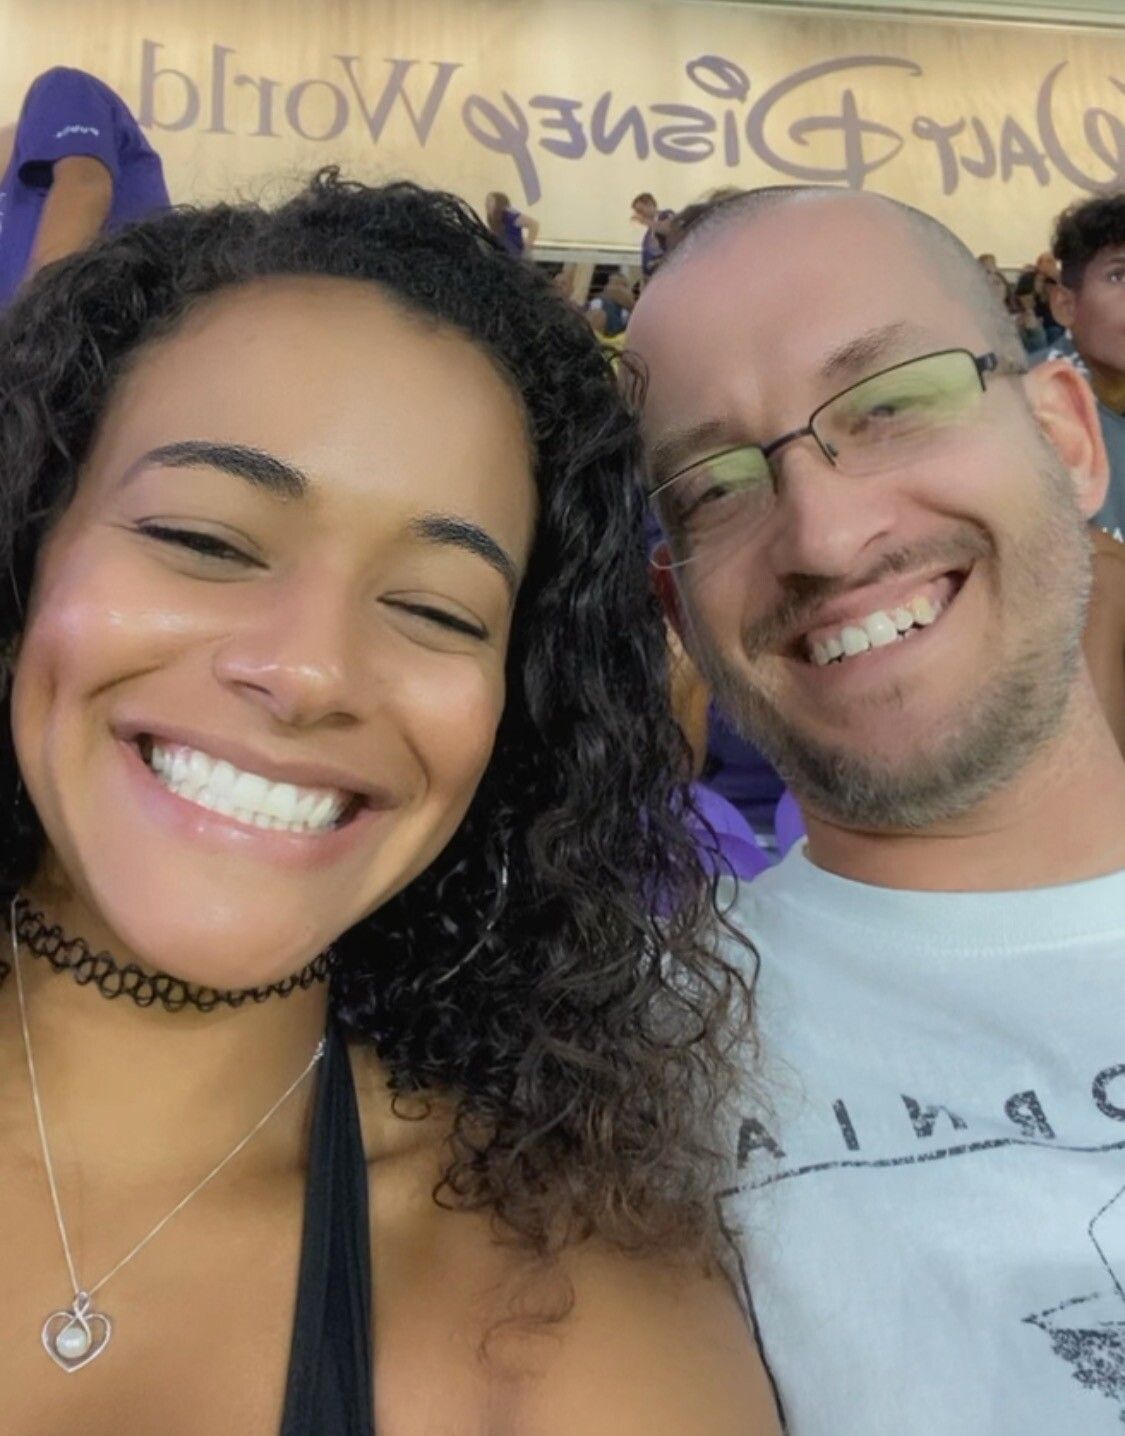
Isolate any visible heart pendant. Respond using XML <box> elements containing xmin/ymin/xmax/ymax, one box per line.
<box><xmin>42</xmin><ymin>1291</ymin><xmax>112</xmax><ymax>1372</ymax></box>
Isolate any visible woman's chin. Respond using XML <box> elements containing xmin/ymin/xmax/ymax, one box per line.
<box><xmin>73</xmin><ymin>888</ymin><xmax>337</xmax><ymax>996</ymax></box>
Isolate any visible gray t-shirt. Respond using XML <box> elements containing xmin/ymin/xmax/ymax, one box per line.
<box><xmin>721</xmin><ymin>851</ymin><xmax>1125</xmax><ymax>1435</ymax></box>
<box><xmin>1031</xmin><ymin>336</ymin><xmax>1125</xmax><ymax>541</ymax></box>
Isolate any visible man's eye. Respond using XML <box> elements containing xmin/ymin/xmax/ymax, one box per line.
<box><xmin>136</xmin><ymin>523</ymin><xmax>259</xmax><ymax>565</ymax></box>
<box><xmin>847</xmin><ymin>391</ymin><xmax>927</xmax><ymax>431</ymax></box>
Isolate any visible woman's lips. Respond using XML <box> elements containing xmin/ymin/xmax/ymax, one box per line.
<box><xmin>118</xmin><ymin>736</ymin><xmax>386</xmax><ymax>871</ymax></box>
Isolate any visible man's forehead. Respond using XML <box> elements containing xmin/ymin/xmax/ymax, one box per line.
<box><xmin>630</xmin><ymin>197</ymin><xmax>953</xmax><ymax>377</ymax></box>
<box><xmin>651</xmin><ymin>195</ymin><xmax>923</xmax><ymax>302</ymax></box>
<box><xmin>1090</xmin><ymin>243</ymin><xmax>1125</xmax><ymax>267</ymax></box>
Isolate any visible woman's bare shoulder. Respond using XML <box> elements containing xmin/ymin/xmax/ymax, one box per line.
<box><xmin>348</xmin><ymin>1045</ymin><xmax>779</xmax><ymax>1434</ymax></box>
<box><xmin>503</xmin><ymin>1243</ymin><xmax>781</xmax><ymax>1436</ymax></box>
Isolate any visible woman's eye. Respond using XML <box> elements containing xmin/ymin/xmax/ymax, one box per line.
<box><xmin>136</xmin><ymin>523</ymin><xmax>258</xmax><ymax>566</ymax></box>
<box><xmin>385</xmin><ymin>600</ymin><xmax>487</xmax><ymax>641</ymax></box>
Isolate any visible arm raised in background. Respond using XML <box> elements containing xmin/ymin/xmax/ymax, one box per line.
<box><xmin>25</xmin><ymin>154</ymin><xmax>113</xmax><ymax>280</ymax></box>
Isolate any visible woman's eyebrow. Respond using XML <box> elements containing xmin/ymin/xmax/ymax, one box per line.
<box><xmin>121</xmin><ymin>440</ymin><xmax>308</xmax><ymax>499</ymax></box>
<box><xmin>121</xmin><ymin>445</ymin><xmax>519</xmax><ymax>590</ymax></box>
<box><xmin>409</xmin><ymin>513</ymin><xmax>519</xmax><ymax>594</ymax></box>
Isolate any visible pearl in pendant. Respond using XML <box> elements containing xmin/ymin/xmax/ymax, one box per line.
<box><xmin>55</xmin><ymin>1323</ymin><xmax>91</xmax><ymax>1359</ymax></box>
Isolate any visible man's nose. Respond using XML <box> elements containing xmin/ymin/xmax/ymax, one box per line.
<box><xmin>764</xmin><ymin>440</ymin><xmax>899</xmax><ymax>581</ymax></box>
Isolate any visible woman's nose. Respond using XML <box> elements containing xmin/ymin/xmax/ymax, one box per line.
<box><xmin>212</xmin><ymin>586</ymin><xmax>366</xmax><ymax>730</ymax></box>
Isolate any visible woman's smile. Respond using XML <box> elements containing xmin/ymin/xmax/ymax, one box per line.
<box><xmin>118</xmin><ymin>729</ymin><xmax>392</xmax><ymax>871</ymax></box>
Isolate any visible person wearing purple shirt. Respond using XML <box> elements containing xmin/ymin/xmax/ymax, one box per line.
<box><xmin>0</xmin><ymin>67</ymin><xmax>169</xmax><ymax>306</ymax></box>
<box><xmin>631</xmin><ymin>193</ymin><xmax>674</xmax><ymax>279</ymax></box>
<box><xmin>484</xmin><ymin>190</ymin><xmax>538</xmax><ymax>260</ymax></box>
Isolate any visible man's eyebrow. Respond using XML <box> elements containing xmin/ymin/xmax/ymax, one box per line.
<box><xmin>409</xmin><ymin>512</ymin><xmax>519</xmax><ymax>594</ymax></box>
<box><xmin>646</xmin><ymin>418</ymin><xmax>738</xmax><ymax>488</ymax></box>
<box><xmin>122</xmin><ymin>440</ymin><xmax>308</xmax><ymax>498</ymax></box>
<box><xmin>818</xmin><ymin>321</ymin><xmax>931</xmax><ymax>384</ymax></box>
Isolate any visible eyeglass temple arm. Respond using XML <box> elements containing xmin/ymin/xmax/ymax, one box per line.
<box><xmin>977</xmin><ymin>350</ymin><xmax>1027</xmax><ymax>380</ymax></box>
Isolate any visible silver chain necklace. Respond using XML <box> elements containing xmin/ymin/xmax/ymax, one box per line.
<box><xmin>10</xmin><ymin>899</ymin><xmax>326</xmax><ymax>1373</ymax></box>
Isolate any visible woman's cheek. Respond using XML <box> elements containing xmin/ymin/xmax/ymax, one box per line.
<box><xmin>408</xmin><ymin>659</ymin><xmax>506</xmax><ymax>797</ymax></box>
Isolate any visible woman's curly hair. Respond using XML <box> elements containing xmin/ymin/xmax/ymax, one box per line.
<box><xmin>0</xmin><ymin>170</ymin><xmax>751</xmax><ymax>1268</ymax></box>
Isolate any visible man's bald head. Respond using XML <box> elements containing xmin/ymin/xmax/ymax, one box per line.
<box><xmin>656</xmin><ymin>185</ymin><xmax>1025</xmax><ymax>371</ymax></box>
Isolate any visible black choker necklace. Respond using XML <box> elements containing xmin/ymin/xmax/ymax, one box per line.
<box><xmin>4</xmin><ymin>898</ymin><xmax>334</xmax><ymax>1013</ymax></box>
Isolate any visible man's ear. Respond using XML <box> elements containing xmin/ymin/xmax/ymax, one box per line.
<box><xmin>650</xmin><ymin>546</ymin><xmax>686</xmax><ymax>642</ymax></box>
<box><xmin>1023</xmin><ymin>359</ymin><xmax>1109</xmax><ymax>519</ymax></box>
<box><xmin>1048</xmin><ymin>280</ymin><xmax>1076</xmax><ymax>330</ymax></box>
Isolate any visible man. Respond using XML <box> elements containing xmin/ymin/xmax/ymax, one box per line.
<box><xmin>1029</xmin><ymin>250</ymin><xmax>1066</xmax><ymax>345</ymax></box>
<box><xmin>1035</xmin><ymin>194</ymin><xmax>1125</xmax><ymax>541</ymax></box>
<box><xmin>630</xmin><ymin>192</ymin><xmax>674</xmax><ymax>279</ymax></box>
<box><xmin>586</xmin><ymin>269</ymin><xmax>636</xmax><ymax>339</ymax></box>
<box><xmin>0</xmin><ymin>67</ymin><xmax>169</xmax><ymax>305</ymax></box>
<box><xmin>627</xmin><ymin>186</ymin><xmax>1125</xmax><ymax>1434</ymax></box>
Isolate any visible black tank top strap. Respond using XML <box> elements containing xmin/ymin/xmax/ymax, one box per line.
<box><xmin>280</xmin><ymin>1019</ymin><xmax>375</xmax><ymax>1435</ymax></box>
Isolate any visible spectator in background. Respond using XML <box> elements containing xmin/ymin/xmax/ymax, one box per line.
<box><xmin>631</xmin><ymin>192</ymin><xmax>674</xmax><ymax>279</ymax></box>
<box><xmin>545</xmin><ymin>262</ymin><xmax>583</xmax><ymax>311</ymax></box>
<box><xmin>0</xmin><ymin>67</ymin><xmax>169</xmax><ymax>306</ymax></box>
<box><xmin>484</xmin><ymin>190</ymin><xmax>538</xmax><ymax>259</ymax></box>
<box><xmin>1027</xmin><ymin>249</ymin><xmax>1065</xmax><ymax>345</ymax></box>
<box><xmin>1036</xmin><ymin>249</ymin><xmax>1060</xmax><ymax>282</ymax></box>
<box><xmin>1036</xmin><ymin>193</ymin><xmax>1125</xmax><ymax>541</ymax></box>
<box><xmin>586</xmin><ymin>269</ymin><xmax>635</xmax><ymax>339</ymax></box>
<box><xmin>1012</xmin><ymin>270</ymin><xmax>1047</xmax><ymax>352</ymax></box>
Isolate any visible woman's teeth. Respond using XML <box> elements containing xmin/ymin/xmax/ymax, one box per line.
<box><xmin>809</xmin><ymin>594</ymin><xmax>944</xmax><ymax>667</ymax></box>
<box><xmin>144</xmin><ymin>741</ymin><xmax>350</xmax><ymax>833</ymax></box>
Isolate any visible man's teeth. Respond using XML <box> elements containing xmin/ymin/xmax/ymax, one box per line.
<box><xmin>810</xmin><ymin>595</ymin><xmax>944</xmax><ymax>667</ymax></box>
<box><xmin>146</xmin><ymin>742</ymin><xmax>350</xmax><ymax>833</ymax></box>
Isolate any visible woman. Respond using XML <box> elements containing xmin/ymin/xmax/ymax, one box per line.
<box><xmin>0</xmin><ymin>173</ymin><xmax>778</xmax><ymax>1434</ymax></box>
<box><xmin>485</xmin><ymin>189</ymin><xmax>538</xmax><ymax>259</ymax></box>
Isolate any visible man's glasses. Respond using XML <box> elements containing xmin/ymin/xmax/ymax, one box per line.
<box><xmin>648</xmin><ymin>348</ymin><xmax>1024</xmax><ymax>571</ymax></box>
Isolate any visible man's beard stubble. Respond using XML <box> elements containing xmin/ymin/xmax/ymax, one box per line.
<box><xmin>686</xmin><ymin>456</ymin><xmax>1093</xmax><ymax>831</ymax></box>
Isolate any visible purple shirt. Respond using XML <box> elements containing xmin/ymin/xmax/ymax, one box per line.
<box><xmin>0</xmin><ymin>68</ymin><xmax>170</xmax><ymax>306</ymax></box>
<box><xmin>703</xmin><ymin>708</ymin><xmax>785</xmax><ymax>834</ymax></box>
<box><xmin>641</xmin><ymin>210</ymin><xmax>674</xmax><ymax>277</ymax></box>
<box><xmin>498</xmin><ymin>207</ymin><xmax>525</xmax><ymax>257</ymax></box>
